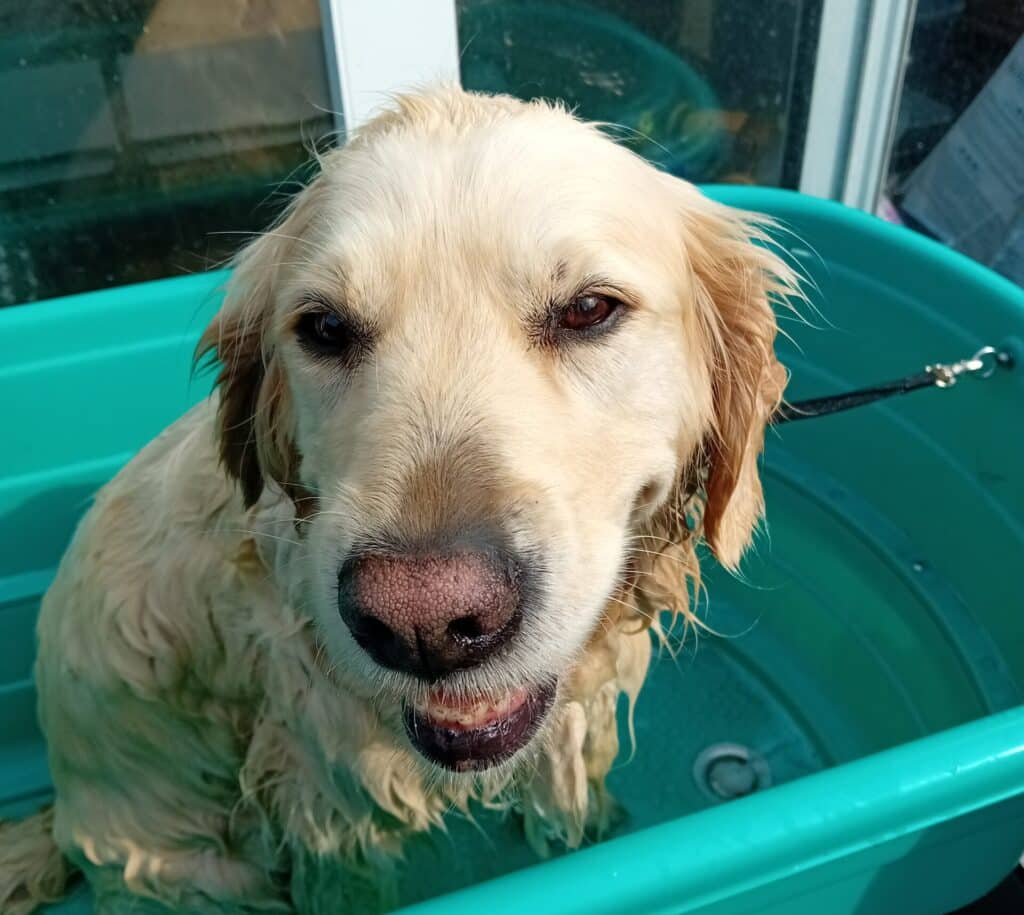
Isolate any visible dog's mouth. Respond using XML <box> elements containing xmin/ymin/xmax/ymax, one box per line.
<box><xmin>403</xmin><ymin>682</ymin><xmax>556</xmax><ymax>772</ymax></box>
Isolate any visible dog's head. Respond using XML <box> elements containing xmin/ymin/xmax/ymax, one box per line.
<box><xmin>198</xmin><ymin>89</ymin><xmax>795</xmax><ymax>775</ymax></box>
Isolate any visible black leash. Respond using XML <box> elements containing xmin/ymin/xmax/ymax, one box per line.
<box><xmin>772</xmin><ymin>346</ymin><xmax>1014</xmax><ymax>425</ymax></box>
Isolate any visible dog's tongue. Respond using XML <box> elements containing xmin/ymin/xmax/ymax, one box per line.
<box><xmin>419</xmin><ymin>686</ymin><xmax>530</xmax><ymax>731</ymax></box>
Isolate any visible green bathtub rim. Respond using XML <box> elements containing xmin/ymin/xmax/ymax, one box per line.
<box><xmin>0</xmin><ymin>268</ymin><xmax>230</xmax><ymax>330</ymax></box>
<box><xmin>704</xmin><ymin>185</ymin><xmax>1024</xmax><ymax>316</ymax></box>
<box><xmin>396</xmin><ymin>705</ymin><xmax>1024</xmax><ymax>915</ymax></box>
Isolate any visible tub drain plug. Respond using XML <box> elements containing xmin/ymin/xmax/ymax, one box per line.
<box><xmin>693</xmin><ymin>743</ymin><xmax>772</xmax><ymax>801</ymax></box>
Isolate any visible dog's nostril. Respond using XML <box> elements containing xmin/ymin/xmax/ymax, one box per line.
<box><xmin>354</xmin><ymin>615</ymin><xmax>399</xmax><ymax>653</ymax></box>
<box><xmin>447</xmin><ymin>615</ymin><xmax>484</xmax><ymax>643</ymax></box>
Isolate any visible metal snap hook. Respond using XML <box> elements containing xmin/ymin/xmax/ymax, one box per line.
<box><xmin>927</xmin><ymin>346</ymin><xmax>1007</xmax><ymax>387</ymax></box>
<box><xmin>964</xmin><ymin>346</ymin><xmax>999</xmax><ymax>379</ymax></box>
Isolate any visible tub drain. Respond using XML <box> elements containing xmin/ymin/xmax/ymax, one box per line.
<box><xmin>693</xmin><ymin>743</ymin><xmax>772</xmax><ymax>801</ymax></box>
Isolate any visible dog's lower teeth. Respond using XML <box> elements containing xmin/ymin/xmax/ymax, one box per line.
<box><xmin>403</xmin><ymin>681</ymin><xmax>556</xmax><ymax>772</ymax></box>
<box><xmin>421</xmin><ymin>688</ymin><xmax>528</xmax><ymax>729</ymax></box>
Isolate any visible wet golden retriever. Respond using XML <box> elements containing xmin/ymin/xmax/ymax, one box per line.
<box><xmin>1</xmin><ymin>87</ymin><xmax>796</xmax><ymax>913</ymax></box>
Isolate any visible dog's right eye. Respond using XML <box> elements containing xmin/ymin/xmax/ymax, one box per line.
<box><xmin>296</xmin><ymin>310</ymin><xmax>353</xmax><ymax>354</ymax></box>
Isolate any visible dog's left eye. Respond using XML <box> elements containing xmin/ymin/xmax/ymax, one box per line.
<box><xmin>296</xmin><ymin>310</ymin><xmax>353</xmax><ymax>353</ymax></box>
<box><xmin>559</xmin><ymin>294</ymin><xmax>619</xmax><ymax>332</ymax></box>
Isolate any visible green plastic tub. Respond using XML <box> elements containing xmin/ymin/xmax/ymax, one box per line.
<box><xmin>2</xmin><ymin>187</ymin><xmax>1023</xmax><ymax>914</ymax></box>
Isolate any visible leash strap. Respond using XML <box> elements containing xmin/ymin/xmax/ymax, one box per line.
<box><xmin>772</xmin><ymin>346</ymin><xmax>1012</xmax><ymax>425</ymax></box>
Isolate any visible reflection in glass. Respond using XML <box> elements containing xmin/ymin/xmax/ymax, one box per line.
<box><xmin>458</xmin><ymin>0</ymin><xmax>821</xmax><ymax>187</ymax></box>
<box><xmin>0</xmin><ymin>0</ymin><xmax>334</xmax><ymax>307</ymax></box>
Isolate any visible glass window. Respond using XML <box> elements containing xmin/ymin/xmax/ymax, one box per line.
<box><xmin>457</xmin><ymin>0</ymin><xmax>822</xmax><ymax>186</ymax></box>
<box><xmin>879</xmin><ymin>2</ymin><xmax>1023</xmax><ymax>286</ymax></box>
<box><xmin>0</xmin><ymin>0</ymin><xmax>334</xmax><ymax>308</ymax></box>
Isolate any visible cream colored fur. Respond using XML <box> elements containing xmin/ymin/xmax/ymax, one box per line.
<box><xmin>2</xmin><ymin>88</ymin><xmax>797</xmax><ymax>914</ymax></box>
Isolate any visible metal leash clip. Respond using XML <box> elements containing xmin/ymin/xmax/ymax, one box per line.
<box><xmin>773</xmin><ymin>343</ymin><xmax>1013</xmax><ymax>425</ymax></box>
<box><xmin>926</xmin><ymin>346</ymin><xmax>1006</xmax><ymax>388</ymax></box>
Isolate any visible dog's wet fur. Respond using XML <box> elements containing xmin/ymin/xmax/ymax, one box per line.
<box><xmin>1</xmin><ymin>88</ymin><xmax>797</xmax><ymax>913</ymax></box>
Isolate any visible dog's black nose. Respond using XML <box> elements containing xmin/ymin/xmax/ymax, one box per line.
<box><xmin>337</xmin><ymin>549</ymin><xmax>521</xmax><ymax>679</ymax></box>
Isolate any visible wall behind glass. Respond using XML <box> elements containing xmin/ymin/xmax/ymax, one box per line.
<box><xmin>457</xmin><ymin>0</ymin><xmax>821</xmax><ymax>187</ymax></box>
<box><xmin>0</xmin><ymin>0</ymin><xmax>334</xmax><ymax>307</ymax></box>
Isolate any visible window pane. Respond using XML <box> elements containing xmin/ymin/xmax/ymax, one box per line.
<box><xmin>880</xmin><ymin>3</ymin><xmax>1023</xmax><ymax>286</ymax></box>
<box><xmin>0</xmin><ymin>0</ymin><xmax>334</xmax><ymax>307</ymax></box>
<box><xmin>457</xmin><ymin>0</ymin><xmax>822</xmax><ymax>186</ymax></box>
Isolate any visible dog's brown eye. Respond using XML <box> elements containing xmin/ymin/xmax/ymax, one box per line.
<box><xmin>560</xmin><ymin>294</ymin><xmax>618</xmax><ymax>331</ymax></box>
<box><xmin>296</xmin><ymin>310</ymin><xmax>352</xmax><ymax>353</ymax></box>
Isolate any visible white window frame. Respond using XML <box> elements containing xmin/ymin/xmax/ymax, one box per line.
<box><xmin>319</xmin><ymin>0</ymin><xmax>461</xmax><ymax>134</ymax></box>
<box><xmin>800</xmin><ymin>0</ymin><xmax>918</xmax><ymax>209</ymax></box>
<box><xmin>322</xmin><ymin>0</ymin><xmax>917</xmax><ymax>211</ymax></box>
<box><xmin>840</xmin><ymin>0</ymin><xmax>918</xmax><ymax>210</ymax></box>
<box><xmin>798</xmin><ymin>0</ymin><xmax>873</xmax><ymax>201</ymax></box>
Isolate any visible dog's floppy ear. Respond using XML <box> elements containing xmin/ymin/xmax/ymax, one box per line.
<box><xmin>682</xmin><ymin>189</ymin><xmax>797</xmax><ymax>568</ymax></box>
<box><xmin>196</xmin><ymin>182</ymin><xmax>321</xmax><ymax>508</ymax></box>
<box><xmin>625</xmin><ymin>188</ymin><xmax>797</xmax><ymax>633</ymax></box>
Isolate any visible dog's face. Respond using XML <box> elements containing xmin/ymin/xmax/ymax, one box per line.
<box><xmin>201</xmin><ymin>90</ymin><xmax>792</xmax><ymax>775</ymax></box>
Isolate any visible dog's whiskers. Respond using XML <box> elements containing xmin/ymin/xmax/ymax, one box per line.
<box><xmin>200</xmin><ymin>526</ymin><xmax>304</xmax><ymax>548</ymax></box>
